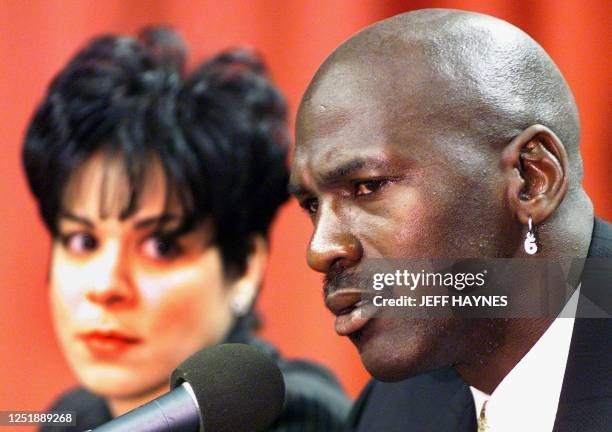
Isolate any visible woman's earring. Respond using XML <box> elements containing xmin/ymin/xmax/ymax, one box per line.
<box><xmin>524</xmin><ymin>215</ymin><xmax>539</xmax><ymax>255</ymax></box>
<box><xmin>230</xmin><ymin>296</ymin><xmax>250</xmax><ymax>317</ymax></box>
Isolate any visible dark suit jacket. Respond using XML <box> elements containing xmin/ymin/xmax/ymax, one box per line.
<box><xmin>41</xmin><ymin>330</ymin><xmax>350</xmax><ymax>432</ymax></box>
<box><xmin>349</xmin><ymin>218</ymin><xmax>612</xmax><ymax>432</ymax></box>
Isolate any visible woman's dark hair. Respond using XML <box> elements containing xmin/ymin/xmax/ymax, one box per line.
<box><xmin>23</xmin><ymin>27</ymin><xmax>290</xmax><ymax>279</ymax></box>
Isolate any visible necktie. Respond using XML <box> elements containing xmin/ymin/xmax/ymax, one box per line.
<box><xmin>478</xmin><ymin>400</ymin><xmax>488</xmax><ymax>432</ymax></box>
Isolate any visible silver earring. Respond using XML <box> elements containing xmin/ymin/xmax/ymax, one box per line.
<box><xmin>230</xmin><ymin>297</ymin><xmax>249</xmax><ymax>317</ymax></box>
<box><xmin>524</xmin><ymin>215</ymin><xmax>539</xmax><ymax>255</ymax></box>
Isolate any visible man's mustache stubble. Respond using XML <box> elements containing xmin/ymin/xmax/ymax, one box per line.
<box><xmin>324</xmin><ymin>268</ymin><xmax>363</xmax><ymax>298</ymax></box>
<box><xmin>323</xmin><ymin>267</ymin><xmax>386</xmax><ymax>300</ymax></box>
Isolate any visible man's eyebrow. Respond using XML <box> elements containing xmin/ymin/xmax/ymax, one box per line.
<box><xmin>59</xmin><ymin>212</ymin><xmax>94</xmax><ymax>228</ymax></box>
<box><xmin>320</xmin><ymin>159</ymin><xmax>366</xmax><ymax>182</ymax></box>
<box><xmin>319</xmin><ymin>158</ymin><xmax>389</xmax><ymax>183</ymax></box>
<box><xmin>133</xmin><ymin>214</ymin><xmax>180</xmax><ymax>230</ymax></box>
<box><xmin>289</xmin><ymin>157</ymin><xmax>391</xmax><ymax>196</ymax></box>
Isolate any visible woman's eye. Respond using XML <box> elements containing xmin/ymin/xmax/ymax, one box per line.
<box><xmin>61</xmin><ymin>232</ymin><xmax>98</xmax><ymax>254</ymax></box>
<box><xmin>141</xmin><ymin>236</ymin><xmax>182</xmax><ymax>260</ymax></box>
<box><xmin>354</xmin><ymin>179</ymin><xmax>389</xmax><ymax>197</ymax></box>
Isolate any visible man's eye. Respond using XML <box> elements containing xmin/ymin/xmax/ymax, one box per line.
<box><xmin>141</xmin><ymin>236</ymin><xmax>182</xmax><ymax>260</ymax></box>
<box><xmin>61</xmin><ymin>232</ymin><xmax>98</xmax><ymax>254</ymax></box>
<box><xmin>354</xmin><ymin>179</ymin><xmax>389</xmax><ymax>197</ymax></box>
<box><xmin>300</xmin><ymin>198</ymin><xmax>319</xmax><ymax>215</ymax></box>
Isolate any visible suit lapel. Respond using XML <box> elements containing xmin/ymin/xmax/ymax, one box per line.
<box><xmin>350</xmin><ymin>367</ymin><xmax>476</xmax><ymax>432</ymax></box>
<box><xmin>553</xmin><ymin>218</ymin><xmax>612</xmax><ymax>432</ymax></box>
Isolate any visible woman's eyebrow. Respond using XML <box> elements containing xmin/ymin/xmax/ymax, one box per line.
<box><xmin>59</xmin><ymin>212</ymin><xmax>94</xmax><ymax>228</ymax></box>
<box><xmin>133</xmin><ymin>214</ymin><xmax>180</xmax><ymax>230</ymax></box>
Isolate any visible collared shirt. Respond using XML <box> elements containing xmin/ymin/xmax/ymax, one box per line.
<box><xmin>469</xmin><ymin>288</ymin><xmax>580</xmax><ymax>431</ymax></box>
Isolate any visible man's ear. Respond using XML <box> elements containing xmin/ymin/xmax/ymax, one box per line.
<box><xmin>502</xmin><ymin>124</ymin><xmax>568</xmax><ymax>225</ymax></box>
<box><xmin>229</xmin><ymin>235</ymin><xmax>268</xmax><ymax>316</ymax></box>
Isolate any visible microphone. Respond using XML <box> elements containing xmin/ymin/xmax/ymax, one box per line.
<box><xmin>89</xmin><ymin>343</ymin><xmax>285</xmax><ymax>432</ymax></box>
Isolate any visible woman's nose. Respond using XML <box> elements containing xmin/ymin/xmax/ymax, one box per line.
<box><xmin>85</xmin><ymin>242</ymin><xmax>135</xmax><ymax>307</ymax></box>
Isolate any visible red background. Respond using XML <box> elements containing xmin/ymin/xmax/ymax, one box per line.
<box><xmin>1</xmin><ymin>1</ymin><xmax>610</xmax><ymax>429</ymax></box>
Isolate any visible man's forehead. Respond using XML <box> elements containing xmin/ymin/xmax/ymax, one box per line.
<box><xmin>293</xmin><ymin>104</ymin><xmax>395</xmax><ymax>181</ymax></box>
<box><xmin>298</xmin><ymin>59</ymin><xmax>387</xmax><ymax>127</ymax></box>
<box><xmin>294</xmin><ymin>139</ymin><xmax>394</xmax><ymax>170</ymax></box>
<box><xmin>295</xmin><ymin>9</ymin><xmax>548</xmax><ymax>157</ymax></box>
<box><xmin>298</xmin><ymin>59</ymin><xmax>405</xmax><ymax>151</ymax></box>
<box><xmin>293</xmin><ymin>60</ymin><xmax>449</xmax><ymax>185</ymax></box>
<box><xmin>296</xmin><ymin>44</ymin><xmax>471</xmax><ymax>146</ymax></box>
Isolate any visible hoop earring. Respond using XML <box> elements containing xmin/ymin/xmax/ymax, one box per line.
<box><xmin>524</xmin><ymin>215</ymin><xmax>539</xmax><ymax>255</ymax></box>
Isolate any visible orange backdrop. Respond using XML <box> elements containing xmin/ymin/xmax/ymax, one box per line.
<box><xmin>1</xmin><ymin>1</ymin><xmax>610</xmax><ymax>429</ymax></box>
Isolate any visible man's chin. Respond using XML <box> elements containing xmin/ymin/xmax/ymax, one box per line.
<box><xmin>360</xmin><ymin>349</ymin><xmax>440</xmax><ymax>382</ymax></box>
<box><xmin>352</xmin><ymin>317</ymin><xmax>455</xmax><ymax>382</ymax></box>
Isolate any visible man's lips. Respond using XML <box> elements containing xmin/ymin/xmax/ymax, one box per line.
<box><xmin>325</xmin><ymin>289</ymin><xmax>366</xmax><ymax>315</ymax></box>
<box><xmin>325</xmin><ymin>289</ymin><xmax>377</xmax><ymax>336</ymax></box>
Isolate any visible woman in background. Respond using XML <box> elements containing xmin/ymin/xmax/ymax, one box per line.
<box><xmin>23</xmin><ymin>27</ymin><xmax>349</xmax><ymax>431</ymax></box>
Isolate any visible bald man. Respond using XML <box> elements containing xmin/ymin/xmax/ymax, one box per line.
<box><xmin>290</xmin><ymin>9</ymin><xmax>611</xmax><ymax>432</ymax></box>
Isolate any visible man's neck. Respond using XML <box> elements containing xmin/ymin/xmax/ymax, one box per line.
<box><xmin>458</xmin><ymin>202</ymin><xmax>594</xmax><ymax>393</ymax></box>
<box><xmin>456</xmin><ymin>318</ymin><xmax>554</xmax><ymax>394</ymax></box>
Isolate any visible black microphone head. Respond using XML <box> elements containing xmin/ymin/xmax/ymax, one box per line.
<box><xmin>170</xmin><ymin>343</ymin><xmax>285</xmax><ymax>432</ymax></box>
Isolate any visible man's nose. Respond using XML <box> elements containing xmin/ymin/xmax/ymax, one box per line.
<box><xmin>307</xmin><ymin>205</ymin><xmax>362</xmax><ymax>273</ymax></box>
<box><xmin>86</xmin><ymin>242</ymin><xmax>135</xmax><ymax>307</ymax></box>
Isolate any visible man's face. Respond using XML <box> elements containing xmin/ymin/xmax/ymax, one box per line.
<box><xmin>290</xmin><ymin>58</ymin><xmax>514</xmax><ymax>380</ymax></box>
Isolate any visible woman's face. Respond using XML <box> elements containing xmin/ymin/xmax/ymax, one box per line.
<box><xmin>50</xmin><ymin>152</ymin><xmax>237</xmax><ymax>398</ymax></box>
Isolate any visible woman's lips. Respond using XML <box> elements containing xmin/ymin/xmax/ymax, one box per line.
<box><xmin>78</xmin><ymin>330</ymin><xmax>142</xmax><ymax>356</ymax></box>
<box><xmin>325</xmin><ymin>290</ymin><xmax>377</xmax><ymax>336</ymax></box>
